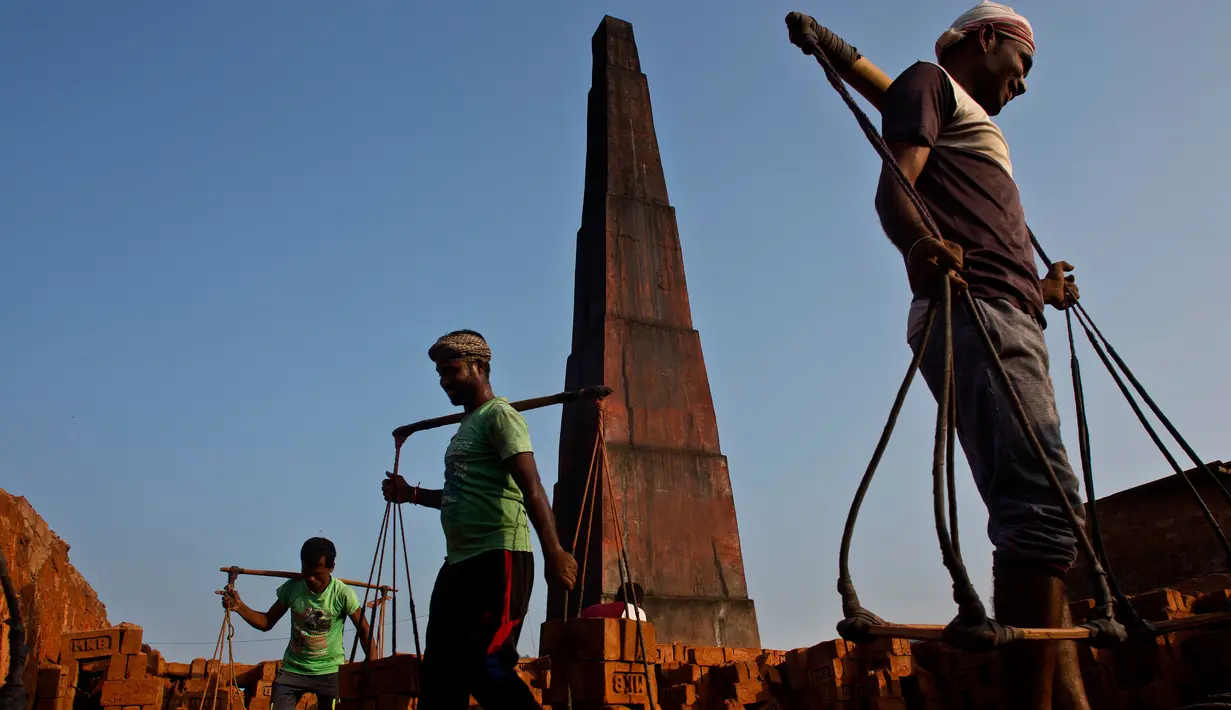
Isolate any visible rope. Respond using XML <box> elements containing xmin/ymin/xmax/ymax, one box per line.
<box><xmin>348</xmin><ymin>442</ymin><xmax>422</xmax><ymax>666</ymax></box>
<box><xmin>1030</xmin><ymin>228</ymin><xmax>1231</xmax><ymax>574</ymax></box>
<box><xmin>564</xmin><ymin>421</ymin><xmax>602</xmax><ymax>619</ymax></box>
<box><xmin>594</xmin><ymin>402</ymin><xmax>657</xmax><ymax>709</ymax></box>
<box><xmin>799</xmin><ymin>39</ymin><xmax>1124</xmax><ymax>648</ymax></box>
<box><xmin>394</xmin><ymin>500</ymin><xmax>422</xmax><ymax>655</ymax></box>
<box><xmin>350</xmin><ymin>504</ymin><xmax>391</xmax><ymax>663</ymax></box>
<box><xmin>205</xmin><ymin>572</ymin><xmax>241</xmax><ymax>710</ymax></box>
<box><xmin>559</xmin><ymin>399</ymin><xmax>656</xmax><ymax>706</ymax></box>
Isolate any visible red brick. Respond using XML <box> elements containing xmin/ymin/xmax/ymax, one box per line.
<box><xmin>713</xmin><ymin>661</ymin><xmax>760</xmax><ymax>687</ymax></box>
<box><xmin>146</xmin><ymin>651</ymin><xmax>166</xmax><ymax>679</ymax></box>
<box><xmin>166</xmin><ymin>663</ymin><xmax>192</xmax><ymax>679</ymax></box>
<box><xmin>654</xmin><ymin>644</ymin><xmax>677</xmax><ymax>664</ymax></box>
<box><xmin>1191</xmin><ymin>589</ymin><xmax>1231</xmax><ymax>614</ymax></box>
<box><xmin>538</xmin><ymin>620</ymin><xmax>566</xmax><ymax>659</ymax></box>
<box><xmin>858</xmin><ymin>638</ymin><xmax>912</xmax><ymax>657</ymax></box>
<box><xmin>36</xmin><ymin>700</ymin><xmax>60</xmax><ymax>710</ymax></box>
<box><xmin>731</xmin><ymin>683</ymin><xmax>770</xmax><ymax>704</ymax></box>
<box><xmin>886</xmin><ymin>655</ymin><xmax>913</xmax><ymax>678</ymax></box>
<box><xmin>664</xmin><ymin>684</ymin><xmax>697</xmax><ymax>705</ymax></box>
<box><xmin>107</xmin><ymin>656</ymin><xmax>128</xmax><ymax>682</ymax></box>
<box><xmin>126</xmin><ymin>654</ymin><xmax>148</xmax><ymax>680</ymax></box>
<box><xmin>566</xmin><ymin>661</ymin><xmax>657</xmax><ymax>705</ymax></box>
<box><xmin>565</xmin><ymin>618</ymin><xmax>657</xmax><ymax>662</ymax></box>
<box><xmin>183</xmin><ymin>688</ymin><xmax>245</xmax><ymax>710</ymax></box>
<box><xmin>248</xmin><ymin>682</ymin><xmax>273</xmax><ymax>710</ymax></box>
<box><xmin>542</xmin><ymin>670</ymin><xmax>569</xmax><ymax>706</ymax></box>
<box><xmin>337</xmin><ymin>655</ymin><xmax>420</xmax><ymax>699</ymax></box>
<box><xmin>119</xmin><ymin>626</ymin><xmax>144</xmax><ymax>655</ymax></box>
<box><xmin>661</xmin><ymin>664</ymin><xmax>703</xmax><ymax>685</ymax></box>
<box><xmin>1128</xmin><ymin>588</ymin><xmax>1193</xmax><ymax>621</ymax></box>
<box><xmin>721</xmin><ymin>647</ymin><xmax>760</xmax><ymax>663</ymax></box>
<box><xmin>185</xmin><ymin>678</ymin><xmax>212</xmax><ymax>694</ymax></box>
<box><xmin>206</xmin><ymin>660</ymin><xmax>221</xmax><ymax>679</ymax></box>
<box><xmin>100</xmin><ymin>679</ymin><xmax>165</xmax><ymax>707</ymax></box>
<box><xmin>686</xmin><ymin>647</ymin><xmax>724</xmax><ymax>666</ymax></box>
<box><xmin>61</xmin><ymin>630</ymin><xmax>123</xmax><ymax>662</ymax></box>
<box><xmin>37</xmin><ymin>665</ymin><xmax>75</xmax><ymax>699</ymax></box>
<box><xmin>234</xmin><ymin>661</ymin><xmax>278</xmax><ymax>688</ymax></box>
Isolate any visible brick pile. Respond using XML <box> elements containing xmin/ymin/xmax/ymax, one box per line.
<box><xmin>779</xmin><ymin>638</ymin><xmax>921</xmax><ymax>710</ymax></box>
<box><xmin>17</xmin><ymin>589</ymin><xmax>1231</xmax><ymax>710</ymax></box>
<box><xmin>36</xmin><ymin>626</ymin><xmax>162</xmax><ymax>710</ymax></box>
<box><xmin>539</xmin><ymin>618</ymin><xmax>658</xmax><ymax>708</ymax></box>
<box><xmin>1067</xmin><ymin>586</ymin><xmax>1231</xmax><ymax>709</ymax></box>
<box><xmin>655</xmin><ymin>644</ymin><xmax>782</xmax><ymax>710</ymax></box>
<box><xmin>336</xmin><ymin>653</ymin><xmax>420</xmax><ymax>710</ymax></box>
<box><xmin>903</xmin><ymin>586</ymin><xmax>1231</xmax><ymax>710</ymax></box>
<box><xmin>1</xmin><ymin>488</ymin><xmax>111</xmax><ymax>702</ymax></box>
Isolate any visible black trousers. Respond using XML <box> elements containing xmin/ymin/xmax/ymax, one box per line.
<box><xmin>419</xmin><ymin>549</ymin><xmax>538</xmax><ymax>710</ymax></box>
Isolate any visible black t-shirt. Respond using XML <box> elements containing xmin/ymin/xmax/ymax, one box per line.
<box><xmin>881</xmin><ymin>61</ymin><xmax>1043</xmax><ymax>318</ymax></box>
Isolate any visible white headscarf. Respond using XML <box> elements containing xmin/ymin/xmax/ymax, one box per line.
<box><xmin>935</xmin><ymin>1</ymin><xmax>1035</xmax><ymax>60</ymax></box>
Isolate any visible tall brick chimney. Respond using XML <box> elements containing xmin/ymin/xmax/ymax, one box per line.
<box><xmin>545</xmin><ymin>16</ymin><xmax>760</xmax><ymax>648</ymax></box>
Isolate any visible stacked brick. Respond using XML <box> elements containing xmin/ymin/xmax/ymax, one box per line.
<box><xmin>24</xmin><ymin>584</ymin><xmax>1231</xmax><ymax>710</ymax></box>
<box><xmin>903</xmin><ymin>586</ymin><xmax>1231</xmax><ymax>710</ymax></box>
<box><xmin>540</xmin><ymin>618</ymin><xmax>658</xmax><ymax>709</ymax></box>
<box><xmin>779</xmin><ymin>638</ymin><xmax>919</xmax><ymax>710</ymax></box>
<box><xmin>1068</xmin><ymin>586</ymin><xmax>1231</xmax><ymax>709</ymax></box>
<box><xmin>654</xmin><ymin>644</ymin><xmax>784</xmax><ymax>710</ymax></box>
<box><xmin>336</xmin><ymin>654</ymin><xmax>421</xmax><ymax>710</ymax></box>
<box><xmin>36</xmin><ymin>626</ymin><xmax>165</xmax><ymax>710</ymax></box>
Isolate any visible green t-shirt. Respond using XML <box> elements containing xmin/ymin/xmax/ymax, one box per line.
<box><xmin>440</xmin><ymin>397</ymin><xmax>534</xmax><ymax>564</ymax></box>
<box><xmin>275</xmin><ymin>576</ymin><xmax>360</xmax><ymax>676</ymax></box>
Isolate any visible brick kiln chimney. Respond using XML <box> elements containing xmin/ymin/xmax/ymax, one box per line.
<box><xmin>544</xmin><ymin>16</ymin><xmax>760</xmax><ymax>648</ymax></box>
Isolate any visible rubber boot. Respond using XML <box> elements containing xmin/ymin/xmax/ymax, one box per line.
<box><xmin>993</xmin><ymin>563</ymin><xmax>1065</xmax><ymax>710</ymax></box>
<box><xmin>1053</xmin><ymin>603</ymin><xmax>1092</xmax><ymax>710</ymax></box>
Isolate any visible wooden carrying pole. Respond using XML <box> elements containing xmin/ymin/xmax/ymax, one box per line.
<box><xmin>784</xmin><ymin>12</ymin><xmax>892</xmax><ymax>108</ymax></box>
<box><xmin>857</xmin><ymin>612</ymin><xmax>1231</xmax><ymax>642</ymax></box>
<box><xmin>392</xmin><ymin>385</ymin><xmax>613</xmax><ymax>442</ymax></box>
<box><xmin>218</xmin><ymin>566</ymin><xmax>394</xmax><ymax>592</ymax></box>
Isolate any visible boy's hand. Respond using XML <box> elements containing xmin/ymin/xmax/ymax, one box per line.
<box><xmin>545</xmin><ymin>546</ymin><xmax>578</xmax><ymax>590</ymax></box>
<box><xmin>382</xmin><ymin>472</ymin><xmax>412</xmax><ymax>504</ymax></box>
<box><xmin>221</xmin><ymin>588</ymin><xmax>243</xmax><ymax>611</ymax></box>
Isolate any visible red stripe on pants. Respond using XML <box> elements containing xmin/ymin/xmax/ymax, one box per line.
<box><xmin>486</xmin><ymin>550</ymin><xmax>519</xmax><ymax>655</ymax></box>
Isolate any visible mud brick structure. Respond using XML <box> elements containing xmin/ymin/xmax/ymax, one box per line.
<box><xmin>1</xmin><ymin>489</ymin><xmax>110</xmax><ymax>704</ymax></box>
<box><xmin>1068</xmin><ymin>460</ymin><xmax>1231</xmax><ymax>600</ymax></box>
<box><xmin>546</xmin><ymin>15</ymin><xmax>760</xmax><ymax>649</ymax></box>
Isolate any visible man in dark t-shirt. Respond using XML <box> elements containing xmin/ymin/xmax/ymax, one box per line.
<box><xmin>874</xmin><ymin>4</ymin><xmax>1088</xmax><ymax>709</ymax></box>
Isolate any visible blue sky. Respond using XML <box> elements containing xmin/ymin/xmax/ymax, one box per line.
<box><xmin>3</xmin><ymin>0</ymin><xmax>1229</xmax><ymax>662</ymax></box>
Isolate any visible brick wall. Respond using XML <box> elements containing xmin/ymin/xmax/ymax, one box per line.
<box><xmin>1</xmin><ymin>488</ymin><xmax>110</xmax><ymax>708</ymax></box>
<box><xmin>1068</xmin><ymin>461</ymin><xmax>1231</xmax><ymax>600</ymax></box>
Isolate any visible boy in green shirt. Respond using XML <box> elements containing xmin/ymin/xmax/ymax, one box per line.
<box><xmin>221</xmin><ymin>538</ymin><xmax>373</xmax><ymax>710</ymax></box>
<box><xmin>383</xmin><ymin>330</ymin><xmax>577</xmax><ymax>710</ymax></box>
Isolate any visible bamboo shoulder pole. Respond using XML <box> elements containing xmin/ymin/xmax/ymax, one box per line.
<box><xmin>219</xmin><ymin>566</ymin><xmax>394</xmax><ymax>592</ymax></box>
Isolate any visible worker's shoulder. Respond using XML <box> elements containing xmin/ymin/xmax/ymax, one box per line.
<box><xmin>891</xmin><ymin>60</ymin><xmax>948</xmax><ymax>87</ymax></box>
<box><xmin>480</xmin><ymin>396</ymin><xmax>528</xmax><ymax>425</ymax></box>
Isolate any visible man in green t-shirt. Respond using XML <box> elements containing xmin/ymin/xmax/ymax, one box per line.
<box><xmin>383</xmin><ymin>329</ymin><xmax>578</xmax><ymax>710</ymax></box>
<box><xmin>221</xmin><ymin>538</ymin><xmax>373</xmax><ymax>710</ymax></box>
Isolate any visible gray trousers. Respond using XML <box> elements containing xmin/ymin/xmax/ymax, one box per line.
<box><xmin>908</xmin><ymin>297</ymin><xmax>1084</xmax><ymax>571</ymax></box>
<box><xmin>271</xmin><ymin>670</ymin><xmax>337</xmax><ymax>710</ymax></box>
